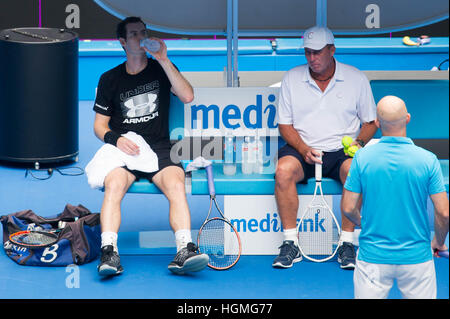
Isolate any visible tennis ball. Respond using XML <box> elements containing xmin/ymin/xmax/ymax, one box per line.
<box><xmin>347</xmin><ymin>145</ymin><xmax>359</xmax><ymax>157</ymax></box>
<box><xmin>342</xmin><ymin>136</ymin><xmax>353</xmax><ymax>149</ymax></box>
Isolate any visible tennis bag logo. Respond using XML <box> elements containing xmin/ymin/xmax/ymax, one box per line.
<box><xmin>3</xmin><ymin>238</ymin><xmax>73</xmax><ymax>265</ymax></box>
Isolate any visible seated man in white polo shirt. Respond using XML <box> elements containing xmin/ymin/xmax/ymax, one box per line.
<box><xmin>272</xmin><ymin>26</ymin><xmax>378</xmax><ymax>270</ymax></box>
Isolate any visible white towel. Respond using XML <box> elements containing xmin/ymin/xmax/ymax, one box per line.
<box><xmin>185</xmin><ymin>156</ymin><xmax>212</xmax><ymax>172</ymax></box>
<box><xmin>85</xmin><ymin>132</ymin><xmax>159</xmax><ymax>189</ymax></box>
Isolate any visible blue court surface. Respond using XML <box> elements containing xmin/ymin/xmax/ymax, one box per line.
<box><xmin>0</xmin><ymin>102</ymin><xmax>448</xmax><ymax>302</ymax></box>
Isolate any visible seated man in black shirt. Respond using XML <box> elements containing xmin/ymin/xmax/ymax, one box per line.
<box><xmin>92</xmin><ymin>16</ymin><xmax>208</xmax><ymax>276</ymax></box>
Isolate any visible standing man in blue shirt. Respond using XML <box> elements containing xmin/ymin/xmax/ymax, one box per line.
<box><xmin>342</xmin><ymin>95</ymin><xmax>449</xmax><ymax>299</ymax></box>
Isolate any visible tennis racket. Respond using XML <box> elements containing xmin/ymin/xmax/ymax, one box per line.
<box><xmin>197</xmin><ymin>164</ymin><xmax>242</xmax><ymax>270</ymax></box>
<box><xmin>297</xmin><ymin>153</ymin><xmax>341</xmax><ymax>262</ymax></box>
<box><xmin>434</xmin><ymin>249</ymin><xmax>449</xmax><ymax>258</ymax></box>
<box><xmin>9</xmin><ymin>229</ymin><xmax>61</xmax><ymax>248</ymax></box>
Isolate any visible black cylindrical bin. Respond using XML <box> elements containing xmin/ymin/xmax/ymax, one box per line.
<box><xmin>0</xmin><ymin>28</ymin><xmax>78</xmax><ymax>168</ymax></box>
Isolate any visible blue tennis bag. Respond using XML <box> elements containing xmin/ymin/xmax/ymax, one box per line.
<box><xmin>1</xmin><ymin>204</ymin><xmax>101</xmax><ymax>266</ymax></box>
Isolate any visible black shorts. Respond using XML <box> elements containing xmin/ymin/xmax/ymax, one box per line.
<box><xmin>123</xmin><ymin>146</ymin><xmax>183</xmax><ymax>183</ymax></box>
<box><xmin>277</xmin><ymin>144</ymin><xmax>351</xmax><ymax>183</ymax></box>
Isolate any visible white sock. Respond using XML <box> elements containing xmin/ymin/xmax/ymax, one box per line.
<box><xmin>175</xmin><ymin>229</ymin><xmax>192</xmax><ymax>252</ymax></box>
<box><xmin>283</xmin><ymin>228</ymin><xmax>299</xmax><ymax>247</ymax></box>
<box><xmin>101</xmin><ymin>231</ymin><xmax>118</xmax><ymax>253</ymax></box>
<box><xmin>339</xmin><ymin>231</ymin><xmax>354</xmax><ymax>245</ymax></box>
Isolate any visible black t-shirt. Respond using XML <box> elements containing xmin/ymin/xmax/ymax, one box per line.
<box><xmin>93</xmin><ymin>58</ymin><xmax>173</xmax><ymax>150</ymax></box>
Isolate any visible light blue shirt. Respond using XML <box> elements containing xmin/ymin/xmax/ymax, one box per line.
<box><xmin>344</xmin><ymin>136</ymin><xmax>446</xmax><ymax>264</ymax></box>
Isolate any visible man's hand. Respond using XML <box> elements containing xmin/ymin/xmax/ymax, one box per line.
<box><xmin>117</xmin><ymin>137</ymin><xmax>140</xmax><ymax>156</ymax></box>
<box><xmin>431</xmin><ymin>236</ymin><xmax>448</xmax><ymax>255</ymax></box>
<box><xmin>302</xmin><ymin>147</ymin><xmax>323</xmax><ymax>165</ymax></box>
<box><xmin>143</xmin><ymin>37</ymin><xmax>168</xmax><ymax>62</ymax></box>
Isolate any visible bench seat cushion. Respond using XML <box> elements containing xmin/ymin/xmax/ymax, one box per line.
<box><xmin>126</xmin><ymin>160</ymin><xmax>449</xmax><ymax>195</ymax></box>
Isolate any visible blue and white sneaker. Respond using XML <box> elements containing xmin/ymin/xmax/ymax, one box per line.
<box><xmin>337</xmin><ymin>242</ymin><xmax>356</xmax><ymax>270</ymax></box>
<box><xmin>168</xmin><ymin>242</ymin><xmax>209</xmax><ymax>275</ymax></box>
<box><xmin>97</xmin><ymin>245</ymin><xmax>124</xmax><ymax>276</ymax></box>
<box><xmin>272</xmin><ymin>240</ymin><xmax>302</xmax><ymax>268</ymax></box>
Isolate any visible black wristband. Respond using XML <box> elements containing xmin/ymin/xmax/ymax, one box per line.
<box><xmin>103</xmin><ymin>130</ymin><xmax>121</xmax><ymax>146</ymax></box>
<box><xmin>355</xmin><ymin>138</ymin><xmax>365</xmax><ymax>147</ymax></box>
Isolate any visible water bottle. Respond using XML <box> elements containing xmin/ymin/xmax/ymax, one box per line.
<box><xmin>241</xmin><ymin>136</ymin><xmax>253</xmax><ymax>174</ymax></box>
<box><xmin>253</xmin><ymin>130</ymin><xmax>264</xmax><ymax>174</ymax></box>
<box><xmin>140</xmin><ymin>38</ymin><xmax>161</xmax><ymax>52</ymax></box>
<box><xmin>223</xmin><ymin>131</ymin><xmax>236</xmax><ymax>176</ymax></box>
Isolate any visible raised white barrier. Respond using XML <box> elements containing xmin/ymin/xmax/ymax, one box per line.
<box><xmin>225</xmin><ymin>195</ymin><xmax>334</xmax><ymax>255</ymax></box>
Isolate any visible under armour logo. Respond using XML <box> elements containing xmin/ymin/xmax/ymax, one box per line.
<box><xmin>122</xmin><ymin>93</ymin><xmax>158</xmax><ymax>118</ymax></box>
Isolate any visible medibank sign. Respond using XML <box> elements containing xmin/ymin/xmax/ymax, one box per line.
<box><xmin>184</xmin><ymin>87</ymin><xmax>280</xmax><ymax>136</ymax></box>
<box><xmin>225</xmin><ymin>195</ymin><xmax>335</xmax><ymax>255</ymax></box>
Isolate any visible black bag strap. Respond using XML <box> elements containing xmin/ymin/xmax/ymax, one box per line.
<box><xmin>58</xmin><ymin>212</ymin><xmax>100</xmax><ymax>264</ymax></box>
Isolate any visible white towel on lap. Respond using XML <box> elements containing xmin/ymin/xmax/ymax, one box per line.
<box><xmin>85</xmin><ymin>132</ymin><xmax>159</xmax><ymax>189</ymax></box>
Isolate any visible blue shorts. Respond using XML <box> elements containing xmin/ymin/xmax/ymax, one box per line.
<box><xmin>277</xmin><ymin>144</ymin><xmax>351</xmax><ymax>183</ymax></box>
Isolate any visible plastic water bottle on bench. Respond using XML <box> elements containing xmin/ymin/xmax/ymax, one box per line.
<box><xmin>223</xmin><ymin>131</ymin><xmax>236</xmax><ymax>176</ymax></box>
<box><xmin>253</xmin><ymin>129</ymin><xmax>264</xmax><ymax>174</ymax></box>
<box><xmin>241</xmin><ymin>136</ymin><xmax>253</xmax><ymax>174</ymax></box>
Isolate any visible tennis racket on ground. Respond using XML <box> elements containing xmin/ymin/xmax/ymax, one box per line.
<box><xmin>297</xmin><ymin>152</ymin><xmax>341</xmax><ymax>262</ymax></box>
<box><xmin>197</xmin><ymin>164</ymin><xmax>242</xmax><ymax>270</ymax></box>
<box><xmin>9</xmin><ymin>229</ymin><xmax>61</xmax><ymax>248</ymax></box>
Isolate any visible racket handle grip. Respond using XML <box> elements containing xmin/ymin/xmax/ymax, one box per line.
<box><xmin>437</xmin><ymin>250</ymin><xmax>449</xmax><ymax>258</ymax></box>
<box><xmin>315</xmin><ymin>152</ymin><xmax>322</xmax><ymax>181</ymax></box>
<box><xmin>205</xmin><ymin>165</ymin><xmax>216</xmax><ymax>196</ymax></box>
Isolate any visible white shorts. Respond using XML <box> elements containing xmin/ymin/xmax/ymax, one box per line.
<box><xmin>354</xmin><ymin>257</ymin><xmax>436</xmax><ymax>299</ymax></box>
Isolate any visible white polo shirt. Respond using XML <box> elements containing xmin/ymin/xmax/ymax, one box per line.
<box><xmin>277</xmin><ymin>59</ymin><xmax>376</xmax><ymax>152</ymax></box>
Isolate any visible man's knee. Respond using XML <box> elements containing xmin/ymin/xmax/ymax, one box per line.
<box><xmin>104</xmin><ymin>168</ymin><xmax>133</xmax><ymax>196</ymax></box>
<box><xmin>154</xmin><ymin>166</ymin><xmax>186</xmax><ymax>199</ymax></box>
<box><xmin>168</xmin><ymin>178</ymin><xmax>186</xmax><ymax>195</ymax></box>
<box><xmin>275</xmin><ymin>157</ymin><xmax>304</xmax><ymax>188</ymax></box>
<box><xmin>339</xmin><ymin>158</ymin><xmax>353</xmax><ymax>183</ymax></box>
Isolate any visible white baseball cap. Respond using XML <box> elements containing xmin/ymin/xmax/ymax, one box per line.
<box><xmin>302</xmin><ymin>26</ymin><xmax>334</xmax><ymax>50</ymax></box>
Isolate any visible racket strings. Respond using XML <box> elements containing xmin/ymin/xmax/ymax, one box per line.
<box><xmin>213</xmin><ymin>200</ymin><xmax>225</xmax><ymax>219</ymax></box>
<box><xmin>298</xmin><ymin>205</ymin><xmax>340</xmax><ymax>261</ymax></box>
<box><xmin>199</xmin><ymin>219</ymin><xmax>240</xmax><ymax>269</ymax></box>
<box><xmin>11</xmin><ymin>231</ymin><xmax>57</xmax><ymax>246</ymax></box>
